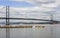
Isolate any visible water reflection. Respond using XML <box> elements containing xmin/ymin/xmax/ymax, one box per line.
<box><xmin>0</xmin><ymin>24</ymin><xmax>60</xmax><ymax>38</ymax></box>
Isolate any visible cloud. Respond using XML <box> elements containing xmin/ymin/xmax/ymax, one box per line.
<box><xmin>0</xmin><ymin>6</ymin><xmax>6</xmax><ymax>17</ymax></box>
<box><xmin>0</xmin><ymin>0</ymin><xmax>60</xmax><ymax>21</ymax></box>
<box><xmin>0</xmin><ymin>6</ymin><xmax>60</xmax><ymax>21</ymax></box>
<box><xmin>9</xmin><ymin>0</ymin><xmax>55</xmax><ymax>3</ymax></box>
<box><xmin>0</xmin><ymin>6</ymin><xmax>52</xmax><ymax>19</ymax></box>
<box><xmin>9</xmin><ymin>0</ymin><xmax>59</xmax><ymax>7</ymax></box>
<box><xmin>9</xmin><ymin>0</ymin><xmax>57</xmax><ymax>4</ymax></box>
<box><xmin>0</xmin><ymin>6</ymin><xmax>52</xmax><ymax>22</ymax></box>
<box><xmin>9</xmin><ymin>1</ymin><xmax>60</xmax><ymax>9</ymax></box>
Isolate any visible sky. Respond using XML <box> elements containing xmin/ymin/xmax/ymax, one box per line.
<box><xmin>0</xmin><ymin>0</ymin><xmax>35</xmax><ymax>7</ymax></box>
<box><xmin>0</xmin><ymin>0</ymin><xmax>60</xmax><ymax>21</ymax></box>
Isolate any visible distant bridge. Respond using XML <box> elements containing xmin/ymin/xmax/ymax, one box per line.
<box><xmin>0</xmin><ymin>6</ymin><xmax>60</xmax><ymax>24</ymax></box>
<box><xmin>0</xmin><ymin>17</ymin><xmax>60</xmax><ymax>24</ymax></box>
<box><xmin>0</xmin><ymin>17</ymin><xmax>54</xmax><ymax>21</ymax></box>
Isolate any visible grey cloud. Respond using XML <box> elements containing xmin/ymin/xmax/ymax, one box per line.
<box><xmin>33</xmin><ymin>0</ymin><xmax>55</xmax><ymax>5</ymax></box>
<box><xmin>9</xmin><ymin>0</ymin><xmax>56</xmax><ymax>5</ymax></box>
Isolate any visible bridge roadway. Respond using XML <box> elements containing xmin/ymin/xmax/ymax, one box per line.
<box><xmin>0</xmin><ymin>17</ymin><xmax>52</xmax><ymax>21</ymax></box>
<box><xmin>0</xmin><ymin>17</ymin><xmax>60</xmax><ymax>24</ymax></box>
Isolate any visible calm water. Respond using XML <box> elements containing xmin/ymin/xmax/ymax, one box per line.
<box><xmin>0</xmin><ymin>24</ymin><xmax>60</xmax><ymax>38</ymax></box>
